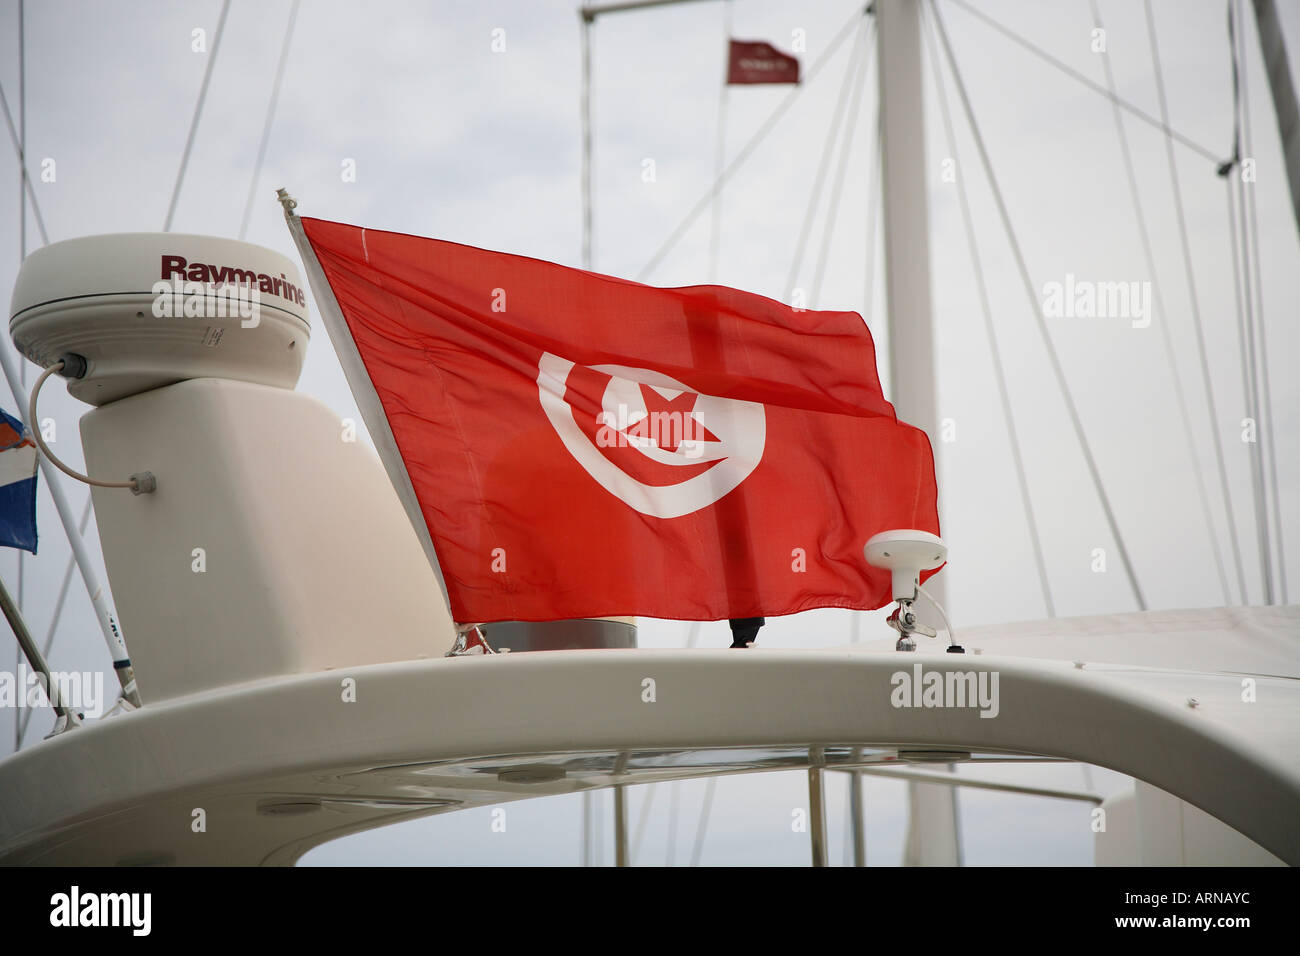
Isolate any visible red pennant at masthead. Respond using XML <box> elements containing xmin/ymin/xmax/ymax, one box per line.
<box><xmin>727</xmin><ymin>39</ymin><xmax>800</xmax><ymax>85</ymax></box>
<box><xmin>298</xmin><ymin>217</ymin><xmax>939</xmax><ymax>624</ymax></box>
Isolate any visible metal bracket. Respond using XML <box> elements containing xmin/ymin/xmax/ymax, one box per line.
<box><xmin>446</xmin><ymin>624</ymin><xmax>496</xmax><ymax>657</ymax></box>
<box><xmin>276</xmin><ymin>187</ymin><xmax>298</xmax><ymax>217</ymax></box>
<box><xmin>43</xmin><ymin>708</ymin><xmax>82</xmax><ymax>739</ymax></box>
<box><xmin>887</xmin><ymin>598</ymin><xmax>935</xmax><ymax>652</ymax></box>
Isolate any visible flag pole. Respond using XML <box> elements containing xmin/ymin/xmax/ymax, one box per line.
<box><xmin>0</xmin><ymin>344</ymin><xmax>141</xmax><ymax>709</ymax></box>
<box><xmin>0</xmin><ymin>572</ymin><xmax>79</xmax><ymax>734</ymax></box>
<box><xmin>278</xmin><ymin>189</ymin><xmax>455</xmax><ymax>621</ymax></box>
<box><xmin>580</xmin><ymin>9</ymin><xmax>594</xmax><ymax>274</ymax></box>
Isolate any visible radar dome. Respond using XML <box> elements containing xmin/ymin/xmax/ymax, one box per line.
<box><xmin>9</xmin><ymin>233</ymin><xmax>309</xmax><ymax>405</ymax></box>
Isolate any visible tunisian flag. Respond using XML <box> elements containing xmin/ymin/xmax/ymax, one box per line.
<box><xmin>727</xmin><ymin>40</ymin><xmax>800</xmax><ymax>85</ymax></box>
<box><xmin>296</xmin><ymin>217</ymin><xmax>939</xmax><ymax>624</ymax></box>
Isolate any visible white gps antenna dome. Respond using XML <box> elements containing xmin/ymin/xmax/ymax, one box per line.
<box><xmin>9</xmin><ymin>233</ymin><xmax>309</xmax><ymax>406</ymax></box>
<box><xmin>864</xmin><ymin>529</ymin><xmax>947</xmax><ymax>601</ymax></box>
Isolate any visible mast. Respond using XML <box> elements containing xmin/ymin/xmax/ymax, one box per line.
<box><xmin>1249</xmin><ymin>0</ymin><xmax>1294</xmax><ymax>604</ymax></box>
<box><xmin>1252</xmin><ymin>0</ymin><xmax>1300</xmax><ymax>238</ymax></box>
<box><xmin>878</xmin><ymin>0</ymin><xmax>940</xmax><ymax>459</ymax></box>
<box><xmin>876</xmin><ymin>0</ymin><xmax>961</xmax><ymax>867</ymax></box>
<box><xmin>878</xmin><ymin>0</ymin><xmax>945</xmax><ymax>603</ymax></box>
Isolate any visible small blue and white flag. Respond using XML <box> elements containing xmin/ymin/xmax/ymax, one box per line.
<box><xmin>0</xmin><ymin>407</ymin><xmax>37</xmax><ymax>553</ymax></box>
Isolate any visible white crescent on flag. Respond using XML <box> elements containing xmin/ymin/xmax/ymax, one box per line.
<box><xmin>537</xmin><ymin>352</ymin><xmax>766</xmax><ymax>519</ymax></box>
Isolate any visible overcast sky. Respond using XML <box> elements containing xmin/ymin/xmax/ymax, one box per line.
<box><xmin>0</xmin><ymin>0</ymin><xmax>1295</xmax><ymax>865</ymax></box>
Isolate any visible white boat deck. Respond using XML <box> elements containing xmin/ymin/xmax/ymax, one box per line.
<box><xmin>1</xmin><ymin>628</ymin><xmax>1295</xmax><ymax>865</ymax></box>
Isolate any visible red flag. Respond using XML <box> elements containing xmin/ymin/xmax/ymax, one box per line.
<box><xmin>727</xmin><ymin>39</ymin><xmax>800</xmax><ymax>85</ymax></box>
<box><xmin>298</xmin><ymin>217</ymin><xmax>939</xmax><ymax>624</ymax></box>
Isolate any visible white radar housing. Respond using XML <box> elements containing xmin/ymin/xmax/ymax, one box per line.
<box><xmin>10</xmin><ymin>233</ymin><xmax>310</xmax><ymax>406</ymax></box>
<box><xmin>864</xmin><ymin>529</ymin><xmax>947</xmax><ymax>601</ymax></box>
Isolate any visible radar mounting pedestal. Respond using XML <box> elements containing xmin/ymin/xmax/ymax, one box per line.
<box><xmin>864</xmin><ymin>530</ymin><xmax>958</xmax><ymax>652</ymax></box>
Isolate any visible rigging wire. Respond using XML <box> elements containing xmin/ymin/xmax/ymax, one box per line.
<box><xmin>2</xmin><ymin>0</ymin><xmax>204</xmax><ymax>746</ymax></box>
<box><xmin>3</xmin><ymin>13</ymin><xmax>59</xmax><ymax>750</ymax></box>
<box><xmin>862</xmin><ymin>112</ymin><xmax>882</xmax><ymax>337</ymax></box>
<box><xmin>238</xmin><ymin>0</ymin><xmax>301</xmax><ymax>241</ymax></box>
<box><xmin>665</xmin><ymin>783</ymin><xmax>679</xmax><ymax>866</ymax></box>
<box><xmin>3</xmin><ymin>11</ymin><xmax>80</xmax><ymax>753</ymax></box>
<box><xmin>706</xmin><ymin>0</ymin><xmax>734</xmax><ymax>281</ymax></box>
<box><xmin>1145</xmin><ymin>0</ymin><xmax>1250</xmax><ymax>606</ymax></box>
<box><xmin>930</xmin><ymin>1</ymin><xmax>1147</xmax><ymax>610</ymax></box>
<box><xmin>636</xmin><ymin>4</ymin><xmax>868</xmax><ymax>282</ymax></box>
<box><xmin>829</xmin><ymin>17</ymin><xmax>874</xmax><ymax>847</ymax></box>
<box><xmin>1089</xmin><ymin>0</ymin><xmax>1234</xmax><ymax>606</ymax></box>
<box><xmin>919</xmin><ymin>1</ymin><xmax>1054</xmax><ymax>616</ymax></box>
<box><xmin>629</xmin><ymin>780</ymin><xmax>657</xmax><ymax>863</ymax></box>
<box><xmin>14</xmin><ymin>0</ymin><xmax>25</xmax><ymax>753</ymax></box>
<box><xmin>7</xmin><ymin>0</ymin><xmax>227</xmax><ymax>750</ymax></box>
<box><xmin>658</xmin><ymin>617</ymin><xmax>706</xmax><ymax>861</ymax></box>
<box><xmin>1224</xmin><ymin>179</ymin><xmax>1266</xmax><ymax>604</ymax></box>
<box><xmin>163</xmin><ymin>0</ymin><xmax>231</xmax><ymax>232</ymax></box>
<box><xmin>1233</xmin><ymin>0</ymin><xmax>1286</xmax><ymax>603</ymax></box>
<box><xmin>785</xmin><ymin>16</ymin><xmax>868</xmax><ymax>299</ymax></box>
<box><xmin>945</xmin><ymin>0</ymin><xmax>1223</xmax><ymax>167</ymax></box>
<box><xmin>0</xmin><ymin>81</ymin><xmax>49</xmax><ymax>246</ymax></box>
<box><xmin>17</xmin><ymin>0</ymin><xmax>24</xmax><ymax>264</ymax></box>
<box><xmin>631</xmin><ymin>618</ymin><xmax>706</xmax><ymax>862</ymax></box>
<box><xmin>646</xmin><ymin>617</ymin><xmax>715</xmax><ymax>862</ymax></box>
<box><xmin>38</xmin><ymin>495</ymin><xmax>94</xmax><ymax>666</ymax></box>
<box><xmin>689</xmin><ymin>777</ymin><xmax>716</xmax><ymax>866</ymax></box>
<box><xmin>811</xmin><ymin>16</ymin><xmax>876</xmax><ymax>308</ymax></box>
